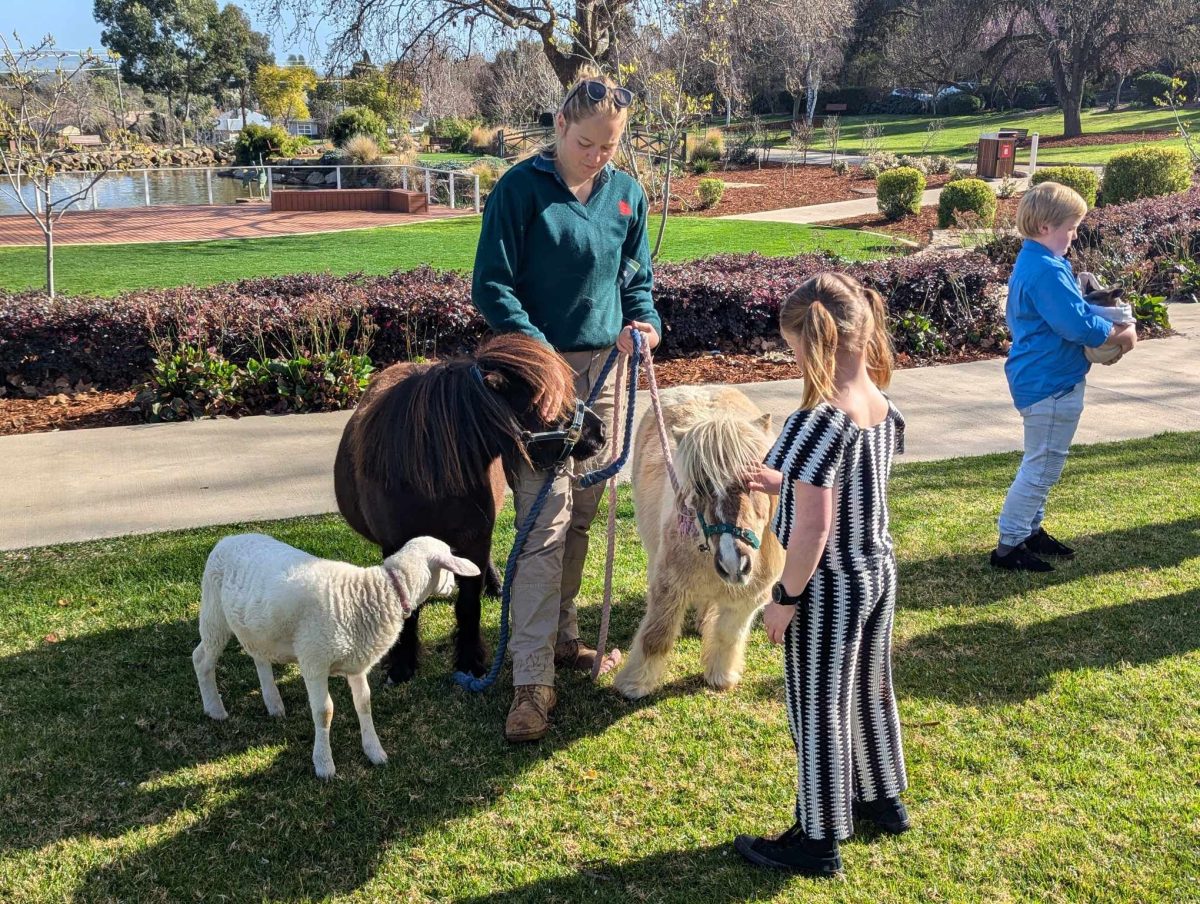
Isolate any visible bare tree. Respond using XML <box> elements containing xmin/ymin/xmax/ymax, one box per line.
<box><xmin>475</xmin><ymin>40</ymin><xmax>562</xmax><ymax>125</ymax></box>
<box><xmin>411</xmin><ymin>38</ymin><xmax>483</xmax><ymax>120</ymax></box>
<box><xmin>623</xmin><ymin>4</ymin><xmax>709</xmax><ymax>257</ymax></box>
<box><xmin>0</xmin><ymin>36</ymin><xmax>112</xmax><ymax>298</ymax></box>
<box><xmin>267</xmin><ymin>0</ymin><xmax>637</xmax><ymax>87</ymax></box>
<box><xmin>761</xmin><ymin>0</ymin><xmax>851</xmax><ymax>126</ymax></box>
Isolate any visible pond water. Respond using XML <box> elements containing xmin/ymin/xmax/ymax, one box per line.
<box><xmin>0</xmin><ymin>168</ymin><xmax>253</xmax><ymax>216</ymax></box>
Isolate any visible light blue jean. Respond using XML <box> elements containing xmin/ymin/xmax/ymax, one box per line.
<box><xmin>997</xmin><ymin>381</ymin><xmax>1086</xmax><ymax>548</ymax></box>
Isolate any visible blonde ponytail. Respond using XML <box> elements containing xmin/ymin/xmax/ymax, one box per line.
<box><xmin>779</xmin><ymin>272</ymin><xmax>894</xmax><ymax>409</ymax></box>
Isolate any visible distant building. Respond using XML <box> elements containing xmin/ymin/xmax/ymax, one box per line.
<box><xmin>284</xmin><ymin>119</ymin><xmax>320</xmax><ymax>138</ymax></box>
<box><xmin>214</xmin><ymin>109</ymin><xmax>271</xmax><ymax>142</ymax></box>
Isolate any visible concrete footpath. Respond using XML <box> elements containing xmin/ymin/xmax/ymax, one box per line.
<box><xmin>3</xmin><ymin>305</ymin><xmax>1198</xmax><ymax>551</ymax></box>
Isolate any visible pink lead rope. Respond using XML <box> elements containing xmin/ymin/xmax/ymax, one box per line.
<box><xmin>591</xmin><ymin>341</ymin><xmax>696</xmax><ymax>681</ymax></box>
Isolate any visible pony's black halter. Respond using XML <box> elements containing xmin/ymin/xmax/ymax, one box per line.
<box><xmin>521</xmin><ymin>399</ymin><xmax>588</xmax><ymax>468</ymax></box>
<box><xmin>471</xmin><ymin>363</ymin><xmax>589</xmax><ymax>470</ymax></box>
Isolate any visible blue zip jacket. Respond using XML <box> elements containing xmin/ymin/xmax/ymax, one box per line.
<box><xmin>1004</xmin><ymin>240</ymin><xmax>1112</xmax><ymax>410</ymax></box>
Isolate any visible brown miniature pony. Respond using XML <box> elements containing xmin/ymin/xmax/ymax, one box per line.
<box><xmin>334</xmin><ymin>333</ymin><xmax>606</xmax><ymax>684</ymax></box>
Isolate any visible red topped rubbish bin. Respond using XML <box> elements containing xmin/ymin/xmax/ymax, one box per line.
<box><xmin>976</xmin><ymin>133</ymin><xmax>1017</xmax><ymax>179</ymax></box>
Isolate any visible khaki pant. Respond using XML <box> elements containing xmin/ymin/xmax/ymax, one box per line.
<box><xmin>509</xmin><ymin>347</ymin><xmax>620</xmax><ymax>687</ymax></box>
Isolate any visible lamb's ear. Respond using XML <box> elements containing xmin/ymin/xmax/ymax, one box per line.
<box><xmin>433</xmin><ymin>552</ymin><xmax>481</xmax><ymax>578</ymax></box>
<box><xmin>752</xmin><ymin>413</ymin><xmax>772</xmax><ymax>434</ymax></box>
<box><xmin>1110</xmin><ymin>287</ymin><xmax>1123</xmax><ymax>302</ymax></box>
<box><xmin>671</xmin><ymin>425</ymin><xmax>687</xmax><ymax>441</ymax></box>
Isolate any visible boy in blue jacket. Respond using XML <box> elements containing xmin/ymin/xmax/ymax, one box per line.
<box><xmin>991</xmin><ymin>182</ymin><xmax>1137</xmax><ymax>572</ymax></box>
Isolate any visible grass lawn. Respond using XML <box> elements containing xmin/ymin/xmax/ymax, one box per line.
<box><xmin>1</xmin><ymin>432</ymin><xmax>1197</xmax><ymax>902</ymax></box>
<box><xmin>0</xmin><ymin>216</ymin><xmax>898</xmax><ymax>296</ymax></box>
<box><xmin>417</xmin><ymin>152</ymin><xmax>484</xmax><ymax>165</ymax></box>
<box><xmin>767</xmin><ymin>106</ymin><xmax>1200</xmax><ymax>166</ymax></box>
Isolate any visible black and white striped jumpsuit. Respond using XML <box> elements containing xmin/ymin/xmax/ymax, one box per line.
<box><xmin>763</xmin><ymin>400</ymin><xmax>907</xmax><ymax>841</ymax></box>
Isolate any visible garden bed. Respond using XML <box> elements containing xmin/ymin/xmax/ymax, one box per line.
<box><xmin>1036</xmin><ymin>130</ymin><xmax>1176</xmax><ymax>148</ymax></box>
<box><xmin>0</xmin><ymin>343</ymin><xmax>1008</xmax><ymax>437</ymax></box>
<box><xmin>827</xmin><ymin>197</ymin><xmax>1023</xmax><ymax>246</ymax></box>
<box><xmin>653</xmin><ymin>162</ymin><xmax>955</xmax><ymax>217</ymax></box>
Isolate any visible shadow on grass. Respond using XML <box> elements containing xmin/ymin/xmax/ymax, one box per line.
<box><xmin>452</xmin><ymin>843</ymin><xmax>794</xmax><ymax>904</ymax></box>
<box><xmin>896</xmin><ymin>585</ymin><xmax>1200</xmax><ymax>705</ymax></box>
<box><xmin>0</xmin><ymin>575</ymin><xmax>722</xmax><ymax>901</ymax></box>
<box><xmin>898</xmin><ymin>515</ymin><xmax>1200</xmax><ymax>611</ymax></box>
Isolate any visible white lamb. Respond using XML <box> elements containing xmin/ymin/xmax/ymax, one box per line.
<box><xmin>192</xmin><ymin>532</ymin><xmax>480</xmax><ymax>779</ymax></box>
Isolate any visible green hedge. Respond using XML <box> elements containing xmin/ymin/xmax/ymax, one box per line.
<box><xmin>328</xmin><ymin>107</ymin><xmax>389</xmax><ymax>148</ymax></box>
<box><xmin>233</xmin><ymin>124</ymin><xmax>303</xmax><ymax>164</ymax></box>
<box><xmin>1031</xmin><ymin>166</ymin><xmax>1100</xmax><ymax>208</ymax></box>
<box><xmin>942</xmin><ymin>93</ymin><xmax>984</xmax><ymax>116</ymax></box>
<box><xmin>1101</xmin><ymin>147</ymin><xmax>1193</xmax><ymax>206</ymax></box>
<box><xmin>877</xmin><ymin>166</ymin><xmax>926</xmax><ymax>221</ymax></box>
<box><xmin>937</xmin><ymin>178</ymin><xmax>996</xmax><ymax>228</ymax></box>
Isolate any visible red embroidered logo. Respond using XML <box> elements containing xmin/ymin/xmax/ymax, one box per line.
<box><xmin>618</xmin><ymin>199</ymin><xmax>632</xmax><ymax>216</ymax></box>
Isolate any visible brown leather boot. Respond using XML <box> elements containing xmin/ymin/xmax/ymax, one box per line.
<box><xmin>504</xmin><ymin>685</ymin><xmax>557</xmax><ymax>743</ymax></box>
<box><xmin>555</xmin><ymin>638</ymin><xmax>621</xmax><ymax>675</ymax></box>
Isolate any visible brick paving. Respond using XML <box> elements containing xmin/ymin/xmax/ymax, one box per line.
<box><xmin>0</xmin><ymin>202</ymin><xmax>466</xmax><ymax>247</ymax></box>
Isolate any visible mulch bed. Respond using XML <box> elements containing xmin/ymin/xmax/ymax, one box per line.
<box><xmin>651</xmin><ymin>162</ymin><xmax>954</xmax><ymax>217</ymax></box>
<box><xmin>827</xmin><ymin>196</ymin><xmax>1023</xmax><ymax>245</ymax></box>
<box><xmin>0</xmin><ymin>348</ymin><xmax>1004</xmax><ymax>437</ymax></box>
<box><xmin>1037</xmin><ymin>130</ymin><xmax>1175</xmax><ymax>148</ymax></box>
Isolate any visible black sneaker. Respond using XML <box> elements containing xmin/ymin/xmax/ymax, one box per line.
<box><xmin>853</xmin><ymin>797</ymin><xmax>911</xmax><ymax>835</ymax></box>
<box><xmin>990</xmin><ymin>543</ymin><xmax>1054</xmax><ymax>572</ymax></box>
<box><xmin>1023</xmin><ymin>527</ymin><xmax>1075</xmax><ymax>559</ymax></box>
<box><xmin>734</xmin><ymin>821</ymin><xmax>842</xmax><ymax>877</ymax></box>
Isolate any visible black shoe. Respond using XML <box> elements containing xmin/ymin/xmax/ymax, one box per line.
<box><xmin>853</xmin><ymin>797</ymin><xmax>911</xmax><ymax>835</ymax></box>
<box><xmin>1023</xmin><ymin>527</ymin><xmax>1075</xmax><ymax>559</ymax></box>
<box><xmin>990</xmin><ymin>543</ymin><xmax>1054</xmax><ymax>572</ymax></box>
<box><xmin>734</xmin><ymin>821</ymin><xmax>842</xmax><ymax>877</ymax></box>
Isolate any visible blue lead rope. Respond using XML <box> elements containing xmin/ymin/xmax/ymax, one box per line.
<box><xmin>452</xmin><ymin>330</ymin><xmax>643</xmax><ymax>692</ymax></box>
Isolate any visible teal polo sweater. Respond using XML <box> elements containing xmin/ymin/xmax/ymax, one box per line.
<box><xmin>471</xmin><ymin>153</ymin><xmax>660</xmax><ymax>351</ymax></box>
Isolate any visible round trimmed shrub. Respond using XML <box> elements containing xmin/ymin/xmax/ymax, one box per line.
<box><xmin>937</xmin><ymin>178</ymin><xmax>996</xmax><ymax>228</ymax></box>
<box><xmin>1031</xmin><ymin>166</ymin><xmax>1099</xmax><ymax>208</ymax></box>
<box><xmin>329</xmin><ymin>107</ymin><xmax>389</xmax><ymax>149</ymax></box>
<box><xmin>1134</xmin><ymin>72</ymin><xmax>1174</xmax><ymax>107</ymax></box>
<box><xmin>697</xmin><ymin>177</ymin><xmax>725</xmax><ymax>209</ymax></box>
<box><xmin>943</xmin><ymin>93</ymin><xmax>984</xmax><ymax>116</ymax></box>
<box><xmin>1101</xmin><ymin>147</ymin><xmax>1193</xmax><ymax>206</ymax></box>
<box><xmin>876</xmin><ymin>166</ymin><xmax>926</xmax><ymax>220</ymax></box>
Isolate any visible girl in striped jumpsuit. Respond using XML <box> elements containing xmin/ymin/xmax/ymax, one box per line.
<box><xmin>735</xmin><ymin>273</ymin><xmax>909</xmax><ymax>877</ymax></box>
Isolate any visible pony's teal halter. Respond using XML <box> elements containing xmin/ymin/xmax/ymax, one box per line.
<box><xmin>696</xmin><ymin>511</ymin><xmax>762</xmax><ymax>551</ymax></box>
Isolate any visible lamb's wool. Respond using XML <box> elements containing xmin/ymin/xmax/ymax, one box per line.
<box><xmin>192</xmin><ymin>533</ymin><xmax>478</xmax><ymax>778</ymax></box>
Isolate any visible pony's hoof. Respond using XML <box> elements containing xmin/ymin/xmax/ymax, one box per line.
<box><xmin>704</xmin><ymin>670</ymin><xmax>742</xmax><ymax>691</ymax></box>
<box><xmin>384</xmin><ymin>659</ymin><xmax>418</xmax><ymax>685</ymax></box>
<box><xmin>455</xmin><ymin>647</ymin><xmax>490</xmax><ymax>678</ymax></box>
<box><xmin>204</xmin><ymin>704</ymin><xmax>229</xmax><ymax>720</ymax></box>
<box><xmin>613</xmin><ymin>672</ymin><xmax>655</xmax><ymax>700</ymax></box>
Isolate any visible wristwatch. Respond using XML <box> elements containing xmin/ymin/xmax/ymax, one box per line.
<box><xmin>771</xmin><ymin>582</ymin><xmax>804</xmax><ymax>607</ymax></box>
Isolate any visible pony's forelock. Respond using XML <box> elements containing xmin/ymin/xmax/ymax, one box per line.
<box><xmin>674</xmin><ymin>414</ymin><xmax>768</xmax><ymax>506</ymax></box>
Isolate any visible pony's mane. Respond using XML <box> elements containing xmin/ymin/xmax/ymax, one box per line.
<box><xmin>356</xmin><ymin>334</ymin><xmax>575</xmax><ymax>499</ymax></box>
<box><xmin>674</xmin><ymin>413</ymin><xmax>768</xmax><ymax>503</ymax></box>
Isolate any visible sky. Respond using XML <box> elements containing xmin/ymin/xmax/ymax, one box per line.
<box><xmin>5</xmin><ymin>0</ymin><xmax>324</xmax><ymax>65</ymax></box>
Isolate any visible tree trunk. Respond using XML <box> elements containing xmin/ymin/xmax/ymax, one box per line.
<box><xmin>792</xmin><ymin>89</ymin><xmax>802</xmax><ymax>122</ymax></box>
<box><xmin>1113</xmin><ymin>73</ymin><xmax>1125</xmax><ymax>109</ymax></box>
<box><xmin>653</xmin><ymin>142</ymin><xmax>675</xmax><ymax>259</ymax></box>
<box><xmin>240</xmin><ymin>85</ymin><xmax>248</xmax><ymax>132</ymax></box>
<box><xmin>44</xmin><ymin>212</ymin><xmax>55</xmax><ymax>299</ymax></box>
<box><xmin>1049</xmin><ymin>55</ymin><xmax>1085</xmax><ymax>139</ymax></box>
<box><xmin>1061</xmin><ymin>86</ymin><xmax>1084</xmax><ymax>138</ymax></box>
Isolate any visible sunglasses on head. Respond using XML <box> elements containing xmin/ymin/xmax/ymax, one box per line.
<box><xmin>564</xmin><ymin>79</ymin><xmax>634</xmax><ymax>110</ymax></box>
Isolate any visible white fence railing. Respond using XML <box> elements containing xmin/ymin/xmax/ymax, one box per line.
<box><xmin>1</xmin><ymin>164</ymin><xmax>482</xmax><ymax>216</ymax></box>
